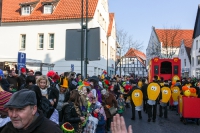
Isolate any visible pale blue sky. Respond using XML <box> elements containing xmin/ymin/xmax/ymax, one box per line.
<box><xmin>108</xmin><ymin>0</ymin><xmax>200</xmax><ymax>53</ymax></box>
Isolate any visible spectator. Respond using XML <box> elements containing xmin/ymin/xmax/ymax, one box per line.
<box><xmin>1</xmin><ymin>89</ymin><xmax>62</xmax><ymax>133</ymax></box>
<box><xmin>21</xmin><ymin>76</ymin><xmax>36</xmax><ymax>90</ymax></box>
<box><xmin>6</xmin><ymin>70</ymin><xmax>19</xmax><ymax>91</ymax></box>
<box><xmin>35</xmin><ymin>71</ymin><xmax>42</xmax><ymax>80</ymax></box>
<box><xmin>18</xmin><ymin>68</ymin><xmax>26</xmax><ymax>89</ymax></box>
<box><xmin>0</xmin><ymin>69</ymin><xmax>10</xmax><ymax>92</ymax></box>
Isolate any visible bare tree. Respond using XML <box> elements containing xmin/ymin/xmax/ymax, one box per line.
<box><xmin>127</xmin><ymin>35</ymin><xmax>143</xmax><ymax>50</ymax></box>
<box><xmin>116</xmin><ymin>29</ymin><xmax>143</xmax><ymax>56</ymax></box>
<box><xmin>149</xmin><ymin>26</ymin><xmax>182</xmax><ymax>58</ymax></box>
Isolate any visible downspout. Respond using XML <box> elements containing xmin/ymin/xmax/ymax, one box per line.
<box><xmin>107</xmin><ymin>36</ymin><xmax>109</xmax><ymax>77</ymax></box>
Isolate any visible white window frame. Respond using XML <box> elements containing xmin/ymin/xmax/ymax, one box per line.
<box><xmin>21</xmin><ymin>6</ymin><xmax>31</xmax><ymax>15</ymax></box>
<box><xmin>43</xmin><ymin>5</ymin><xmax>53</xmax><ymax>14</ymax></box>
<box><xmin>192</xmin><ymin>57</ymin><xmax>194</xmax><ymax>67</ymax></box>
<box><xmin>197</xmin><ymin>56</ymin><xmax>200</xmax><ymax>65</ymax></box>
<box><xmin>48</xmin><ymin>33</ymin><xmax>54</xmax><ymax>49</ymax></box>
<box><xmin>38</xmin><ymin>34</ymin><xmax>44</xmax><ymax>49</ymax></box>
<box><xmin>20</xmin><ymin>34</ymin><xmax>26</xmax><ymax>50</ymax></box>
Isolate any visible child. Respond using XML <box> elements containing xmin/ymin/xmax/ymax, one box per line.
<box><xmin>92</xmin><ymin>106</ymin><xmax>106</xmax><ymax>133</ymax></box>
<box><xmin>117</xmin><ymin>94</ymin><xmax>126</xmax><ymax>116</ymax></box>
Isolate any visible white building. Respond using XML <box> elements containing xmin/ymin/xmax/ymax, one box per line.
<box><xmin>178</xmin><ymin>40</ymin><xmax>193</xmax><ymax>77</ymax></box>
<box><xmin>0</xmin><ymin>0</ymin><xmax>117</xmax><ymax>77</ymax></box>
<box><xmin>191</xmin><ymin>5</ymin><xmax>200</xmax><ymax>78</ymax></box>
<box><xmin>146</xmin><ymin>26</ymin><xmax>193</xmax><ymax>70</ymax></box>
<box><xmin>117</xmin><ymin>48</ymin><xmax>147</xmax><ymax>77</ymax></box>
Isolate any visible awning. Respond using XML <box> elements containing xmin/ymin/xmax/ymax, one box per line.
<box><xmin>0</xmin><ymin>58</ymin><xmax>54</xmax><ymax>67</ymax></box>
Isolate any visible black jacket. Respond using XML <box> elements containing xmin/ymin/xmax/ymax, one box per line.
<box><xmin>62</xmin><ymin>102</ymin><xmax>82</xmax><ymax>131</ymax></box>
<box><xmin>0</xmin><ymin>78</ymin><xmax>10</xmax><ymax>92</ymax></box>
<box><xmin>127</xmin><ymin>86</ymin><xmax>139</xmax><ymax>103</ymax></box>
<box><xmin>47</xmin><ymin>87</ymin><xmax>59</xmax><ymax>108</ymax></box>
<box><xmin>1</xmin><ymin>110</ymin><xmax>62</xmax><ymax>133</ymax></box>
<box><xmin>18</xmin><ymin>74</ymin><xmax>26</xmax><ymax>89</ymax></box>
<box><xmin>141</xmin><ymin>83</ymin><xmax>148</xmax><ymax>100</ymax></box>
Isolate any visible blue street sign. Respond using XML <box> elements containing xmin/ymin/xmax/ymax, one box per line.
<box><xmin>18</xmin><ymin>52</ymin><xmax>26</xmax><ymax>70</ymax></box>
<box><xmin>71</xmin><ymin>64</ymin><xmax>74</xmax><ymax>72</ymax></box>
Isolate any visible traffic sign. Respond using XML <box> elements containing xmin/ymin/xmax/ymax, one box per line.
<box><xmin>18</xmin><ymin>52</ymin><xmax>26</xmax><ymax>70</ymax></box>
<box><xmin>71</xmin><ymin>64</ymin><xmax>74</xmax><ymax>72</ymax></box>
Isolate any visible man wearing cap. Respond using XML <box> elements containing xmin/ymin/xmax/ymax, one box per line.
<box><xmin>126</xmin><ymin>79</ymin><xmax>142</xmax><ymax>120</ymax></box>
<box><xmin>1</xmin><ymin>89</ymin><xmax>62</xmax><ymax>133</ymax></box>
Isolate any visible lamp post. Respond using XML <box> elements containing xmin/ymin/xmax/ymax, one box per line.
<box><xmin>117</xmin><ymin>45</ymin><xmax>121</xmax><ymax>77</ymax></box>
<box><xmin>81</xmin><ymin>0</ymin><xmax>88</xmax><ymax>78</ymax></box>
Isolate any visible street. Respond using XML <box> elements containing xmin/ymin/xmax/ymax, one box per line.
<box><xmin>121</xmin><ymin>106</ymin><xmax>200</xmax><ymax>133</ymax></box>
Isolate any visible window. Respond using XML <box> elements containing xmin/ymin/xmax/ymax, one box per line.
<box><xmin>38</xmin><ymin>34</ymin><xmax>44</xmax><ymax>49</ymax></box>
<box><xmin>44</xmin><ymin>5</ymin><xmax>52</xmax><ymax>14</ymax></box>
<box><xmin>20</xmin><ymin>35</ymin><xmax>26</xmax><ymax>49</ymax></box>
<box><xmin>196</xmin><ymin>40</ymin><xmax>198</xmax><ymax>50</ymax></box>
<box><xmin>197</xmin><ymin>56</ymin><xmax>200</xmax><ymax>65</ymax></box>
<box><xmin>21</xmin><ymin>6</ymin><xmax>30</xmax><ymax>15</ymax></box>
<box><xmin>184</xmin><ymin>59</ymin><xmax>186</xmax><ymax>66</ymax></box>
<box><xmin>181</xmin><ymin>48</ymin><xmax>184</xmax><ymax>55</ymax></box>
<box><xmin>48</xmin><ymin>34</ymin><xmax>54</xmax><ymax>49</ymax></box>
<box><xmin>192</xmin><ymin>57</ymin><xmax>194</xmax><ymax>67</ymax></box>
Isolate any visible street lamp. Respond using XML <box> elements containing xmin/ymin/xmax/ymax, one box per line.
<box><xmin>117</xmin><ymin>44</ymin><xmax>121</xmax><ymax>77</ymax></box>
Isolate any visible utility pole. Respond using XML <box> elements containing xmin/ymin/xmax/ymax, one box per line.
<box><xmin>81</xmin><ymin>0</ymin><xmax>84</xmax><ymax>77</ymax></box>
<box><xmin>81</xmin><ymin>0</ymin><xmax>88</xmax><ymax>79</ymax></box>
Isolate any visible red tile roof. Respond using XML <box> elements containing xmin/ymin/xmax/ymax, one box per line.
<box><xmin>107</xmin><ymin>13</ymin><xmax>114</xmax><ymax>36</ymax></box>
<box><xmin>2</xmin><ymin>0</ymin><xmax>98</xmax><ymax>22</ymax></box>
<box><xmin>124</xmin><ymin>48</ymin><xmax>146</xmax><ymax>66</ymax></box>
<box><xmin>155</xmin><ymin>29</ymin><xmax>193</xmax><ymax>47</ymax></box>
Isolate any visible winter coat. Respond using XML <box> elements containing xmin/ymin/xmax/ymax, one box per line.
<box><xmin>96</xmin><ymin>114</ymin><xmax>106</xmax><ymax>133</ymax></box>
<box><xmin>18</xmin><ymin>74</ymin><xmax>26</xmax><ymax>89</ymax></box>
<box><xmin>6</xmin><ymin>76</ymin><xmax>19</xmax><ymax>90</ymax></box>
<box><xmin>141</xmin><ymin>83</ymin><xmax>148</xmax><ymax>100</ymax></box>
<box><xmin>62</xmin><ymin>102</ymin><xmax>82</xmax><ymax>132</ymax></box>
<box><xmin>1</xmin><ymin>110</ymin><xmax>62</xmax><ymax>133</ymax></box>
<box><xmin>101</xmin><ymin>93</ymin><xmax>117</xmax><ymax>118</ymax></box>
<box><xmin>47</xmin><ymin>87</ymin><xmax>59</xmax><ymax>108</ymax></box>
<box><xmin>0</xmin><ymin>78</ymin><xmax>10</xmax><ymax>92</ymax></box>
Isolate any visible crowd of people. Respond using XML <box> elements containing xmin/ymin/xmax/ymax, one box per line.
<box><xmin>1</xmin><ymin>67</ymin><xmax>200</xmax><ymax>133</ymax></box>
<box><xmin>0</xmin><ymin>68</ymin><xmax>133</xmax><ymax>133</ymax></box>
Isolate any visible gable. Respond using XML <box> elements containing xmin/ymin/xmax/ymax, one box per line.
<box><xmin>193</xmin><ymin>5</ymin><xmax>200</xmax><ymax>39</ymax></box>
<box><xmin>2</xmin><ymin>0</ymin><xmax>98</xmax><ymax>22</ymax></box>
<box><xmin>155</xmin><ymin>29</ymin><xmax>193</xmax><ymax>48</ymax></box>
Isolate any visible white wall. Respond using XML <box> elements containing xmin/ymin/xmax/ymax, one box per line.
<box><xmin>146</xmin><ymin>28</ymin><xmax>161</xmax><ymax>68</ymax></box>
<box><xmin>0</xmin><ymin>0</ymin><xmax>117</xmax><ymax>76</ymax></box>
<box><xmin>178</xmin><ymin>42</ymin><xmax>191</xmax><ymax>77</ymax></box>
<box><xmin>191</xmin><ymin>37</ymin><xmax>200</xmax><ymax>78</ymax></box>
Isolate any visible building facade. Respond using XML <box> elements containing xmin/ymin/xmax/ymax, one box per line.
<box><xmin>0</xmin><ymin>0</ymin><xmax>117</xmax><ymax>77</ymax></box>
<box><xmin>191</xmin><ymin>5</ymin><xmax>200</xmax><ymax>78</ymax></box>
<box><xmin>146</xmin><ymin>27</ymin><xmax>193</xmax><ymax>72</ymax></box>
<box><xmin>117</xmin><ymin>48</ymin><xmax>147</xmax><ymax>77</ymax></box>
<box><xmin>178</xmin><ymin>40</ymin><xmax>193</xmax><ymax>77</ymax></box>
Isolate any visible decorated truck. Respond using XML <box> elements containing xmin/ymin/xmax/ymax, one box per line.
<box><xmin>148</xmin><ymin>57</ymin><xmax>181</xmax><ymax>82</ymax></box>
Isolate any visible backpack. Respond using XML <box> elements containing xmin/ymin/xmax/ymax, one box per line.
<box><xmin>39</xmin><ymin>96</ymin><xmax>55</xmax><ymax>119</ymax></box>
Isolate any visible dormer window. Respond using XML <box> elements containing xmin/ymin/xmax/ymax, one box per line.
<box><xmin>19</xmin><ymin>0</ymin><xmax>39</xmax><ymax>16</ymax></box>
<box><xmin>42</xmin><ymin>0</ymin><xmax>60</xmax><ymax>14</ymax></box>
<box><xmin>44</xmin><ymin>5</ymin><xmax>53</xmax><ymax>14</ymax></box>
<box><xmin>21</xmin><ymin>6</ymin><xmax>31</xmax><ymax>15</ymax></box>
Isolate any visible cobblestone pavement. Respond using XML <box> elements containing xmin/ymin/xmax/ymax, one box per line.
<box><xmin>121</xmin><ymin>106</ymin><xmax>200</xmax><ymax>133</ymax></box>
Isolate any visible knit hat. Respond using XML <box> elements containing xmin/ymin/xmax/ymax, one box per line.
<box><xmin>21</xmin><ymin>68</ymin><xmax>26</xmax><ymax>73</ymax></box>
<box><xmin>4</xmin><ymin>89</ymin><xmax>37</xmax><ymax>108</ymax></box>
